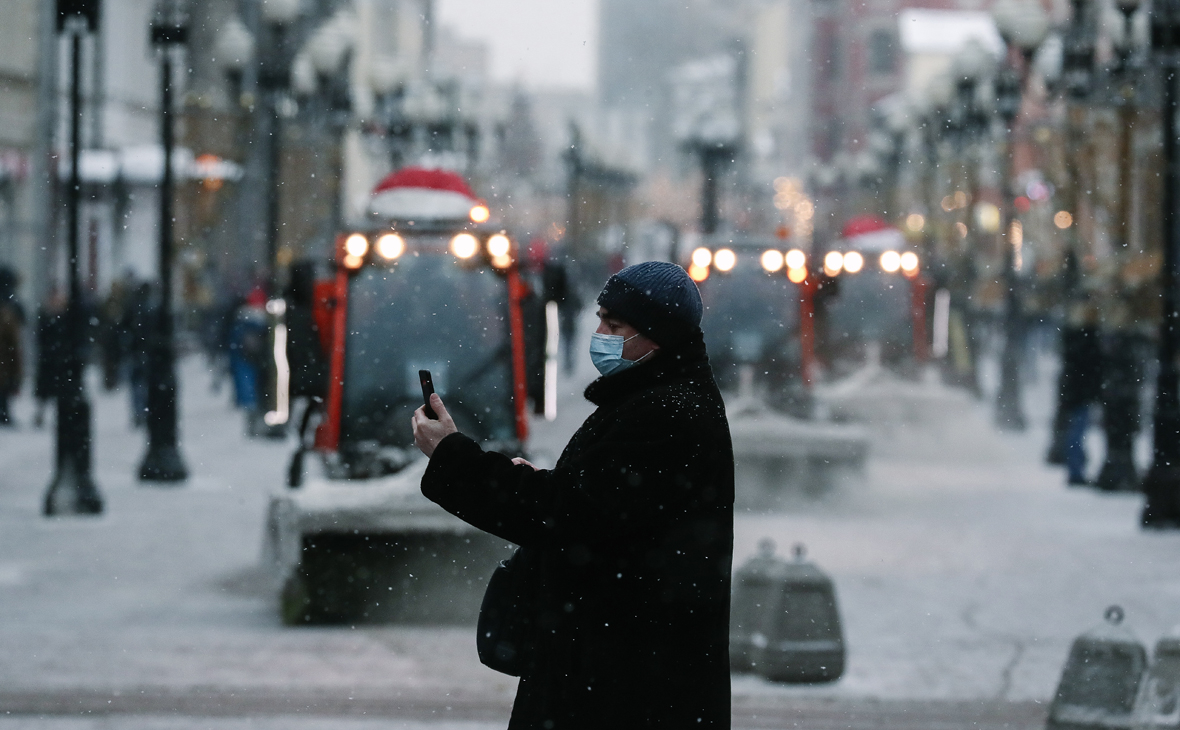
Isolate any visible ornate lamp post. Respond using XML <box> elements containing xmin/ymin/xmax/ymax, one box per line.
<box><xmin>138</xmin><ymin>0</ymin><xmax>189</xmax><ymax>483</ymax></box>
<box><xmin>1046</xmin><ymin>0</ymin><xmax>1096</xmax><ymax>466</ymax></box>
<box><xmin>305</xmin><ymin>21</ymin><xmax>353</xmax><ymax>240</ymax></box>
<box><xmin>44</xmin><ymin>0</ymin><xmax>103</xmax><ymax>516</ymax></box>
<box><xmin>1140</xmin><ymin>0</ymin><xmax>1180</xmax><ymax>526</ymax></box>
<box><xmin>991</xmin><ymin>0</ymin><xmax>1050</xmax><ymax>432</ymax></box>
<box><xmin>1096</xmin><ymin>0</ymin><xmax>1148</xmax><ymax>491</ymax></box>
<box><xmin>259</xmin><ymin>0</ymin><xmax>302</xmax><ymax>298</ymax></box>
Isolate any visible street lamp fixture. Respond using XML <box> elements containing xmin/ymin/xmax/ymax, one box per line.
<box><xmin>261</xmin><ymin>0</ymin><xmax>302</xmax><ymax>25</ymax></box>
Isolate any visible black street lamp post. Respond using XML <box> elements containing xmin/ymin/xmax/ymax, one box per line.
<box><xmin>994</xmin><ymin>59</ymin><xmax>1028</xmax><ymax>432</ymax></box>
<box><xmin>1097</xmin><ymin>0</ymin><xmax>1147</xmax><ymax>492</ymax></box>
<box><xmin>138</xmin><ymin>0</ymin><xmax>189</xmax><ymax>482</ymax></box>
<box><xmin>991</xmin><ymin>0</ymin><xmax>1049</xmax><ymax>432</ymax></box>
<box><xmin>1140</xmin><ymin>0</ymin><xmax>1180</xmax><ymax>526</ymax></box>
<box><xmin>44</xmin><ymin>0</ymin><xmax>103</xmax><ymax>516</ymax></box>
<box><xmin>1046</xmin><ymin>0</ymin><xmax>1096</xmax><ymax>466</ymax></box>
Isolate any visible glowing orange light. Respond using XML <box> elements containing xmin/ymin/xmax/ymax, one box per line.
<box><xmin>787</xmin><ymin>266</ymin><xmax>808</xmax><ymax>283</ymax></box>
<box><xmin>469</xmin><ymin>204</ymin><xmax>490</xmax><ymax>223</ymax></box>
<box><xmin>688</xmin><ymin>263</ymin><xmax>710</xmax><ymax>282</ymax></box>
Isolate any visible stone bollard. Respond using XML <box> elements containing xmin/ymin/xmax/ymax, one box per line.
<box><xmin>1131</xmin><ymin>627</ymin><xmax>1180</xmax><ymax>729</ymax></box>
<box><xmin>729</xmin><ymin>539</ymin><xmax>845</xmax><ymax>683</ymax></box>
<box><xmin>1047</xmin><ymin>606</ymin><xmax>1148</xmax><ymax>730</ymax></box>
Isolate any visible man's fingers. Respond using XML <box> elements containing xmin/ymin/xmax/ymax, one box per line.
<box><xmin>430</xmin><ymin>393</ymin><xmax>454</xmax><ymax>425</ymax></box>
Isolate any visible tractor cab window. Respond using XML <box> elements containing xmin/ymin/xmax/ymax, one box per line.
<box><xmin>701</xmin><ymin>250</ymin><xmax>801</xmax><ymax>392</ymax></box>
<box><xmin>340</xmin><ymin>250</ymin><xmax>516</xmax><ymax>454</ymax></box>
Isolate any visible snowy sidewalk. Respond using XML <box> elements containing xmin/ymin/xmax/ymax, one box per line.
<box><xmin>1</xmin><ymin>345</ymin><xmax>1178</xmax><ymax>728</ymax></box>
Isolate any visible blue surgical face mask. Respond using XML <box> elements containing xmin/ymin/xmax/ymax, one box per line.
<box><xmin>589</xmin><ymin>332</ymin><xmax>652</xmax><ymax>376</ymax></box>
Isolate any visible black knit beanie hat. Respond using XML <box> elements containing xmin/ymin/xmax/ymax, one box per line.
<box><xmin>597</xmin><ymin>261</ymin><xmax>703</xmax><ymax>348</ymax></box>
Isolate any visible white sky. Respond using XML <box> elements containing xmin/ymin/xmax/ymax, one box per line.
<box><xmin>435</xmin><ymin>0</ymin><xmax>598</xmax><ymax>91</ymax></box>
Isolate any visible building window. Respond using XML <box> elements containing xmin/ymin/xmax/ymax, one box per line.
<box><xmin>869</xmin><ymin>30</ymin><xmax>896</xmax><ymax>75</ymax></box>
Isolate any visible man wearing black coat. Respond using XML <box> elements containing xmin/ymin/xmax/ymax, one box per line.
<box><xmin>413</xmin><ymin>262</ymin><xmax>735</xmax><ymax>729</ymax></box>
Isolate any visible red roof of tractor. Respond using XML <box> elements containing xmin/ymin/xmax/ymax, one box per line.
<box><xmin>372</xmin><ymin>166</ymin><xmax>476</xmax><ymax>199</ymax></box>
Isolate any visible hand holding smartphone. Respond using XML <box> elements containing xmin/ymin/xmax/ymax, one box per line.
<box><xmin>419</xmin><ymin>370</ymin><xmax>438</xmax><ymax>419</ymax></box>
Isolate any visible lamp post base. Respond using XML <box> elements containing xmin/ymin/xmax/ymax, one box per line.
<box><xmin>44</xmin><ymin>469</ymin><xmax>104</xmax><ymax>515</ymax></box>
<box><xmin>1097</xmin><ymin>443</ymin><xmax>1139</xmax><ymax>492</ymax></box>
<box><xmin>139</xmin><ymin>443</ymin><xmax>188</xmax><ymax>483</ymax></box>
<box><xmin>43</xmin><ymin>397</ymin><xmax>103</xmax><ymax>516</ymax></box>
<box><xmin>1141</xmin><ymin>465</ymin><xmax>1180</xmax><ymax>528</ymax></box>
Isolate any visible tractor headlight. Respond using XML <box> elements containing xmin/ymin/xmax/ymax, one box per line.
<box><xmin>344</xmin><ymin>233</ymin><xmax>369</xmax><ymax>258</ymax></box>
<box><xmin>761</xmin><ymin>249</ymin><xmax>784</xmax><ymax>273</ymax></box>
<box><xmin>376</xmin><ymin>233</ymin><xmax>405</xmax><ymax>260</ymax></box>
<box><xmin>823</xmin><ymin>251</ymin><xmax>844</xmax><ymax>277</ymax></box>
<box><xmin>691</xmin><ymin>247</ymin><xmax>713</xmax><ymax>268</ymax></box>
<box><xmin>450</xmin><ymin>233</ymin><xmax>479</xmax><ymax>259</ymax></box>
<box><xmin>487</xmin><ymin>234</ymin><xmax>511</xmax><ymax>258</ymax></box>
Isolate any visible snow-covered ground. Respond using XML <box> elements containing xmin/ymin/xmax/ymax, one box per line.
<box><xmin>1</xmin><ymin>318</ymin><xmax>1177</xmax><ymax>728</ymax></box>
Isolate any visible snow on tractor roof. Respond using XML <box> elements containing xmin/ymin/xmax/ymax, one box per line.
<box><xmin>839</xmin><ymin>214</ymin><xmax>905</xmax><ymax>252</ymax></box>
<box><xmin>368</xmin><ymin>166</ymin><xmax>479</xmax><ymax>221</ymax></box>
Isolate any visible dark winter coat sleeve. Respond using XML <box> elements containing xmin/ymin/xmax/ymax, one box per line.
<box><xmin>422</xmin><ymin>387</ymin><xmax>721</xmax><ymax>549</ymax></box>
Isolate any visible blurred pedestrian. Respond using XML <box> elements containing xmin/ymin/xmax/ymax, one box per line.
<box><xmin>228</xmin><ymin>287</ymin><xmax>269</xmax><ymax>414</ymax></box>
<box><xmin>98</xmin><ymin>272</ymin><xmax>132</xmax><ymax>391</ymax></box>
<box><xmin>522</xmin><ymin>240</ymin><xmax>548</xmax><ymax>414</ymax></box>
<box><xmin>121</xmin><ymin>282</ymin><xmax>153</xmax><ymax>428</ymax></box>
<box><xmin>0</xmin><ymin>268</ymin><xmax>24</xmax><ymax>426</ymax></box>
<box><xmin>543</xmin><ymin>247</ymin><xmax>580</xmax><ymax>375</ymax></box>
<box><xmin>33</xmin><ymin>287</ymin><xmax>68</xmax><ymax>428</ymax></box>
<box><xmin>1060</xmin><ymin>303</ymin><xmax>1104</xmax><ymax>486</ymax></box>
<box><xmin>285</xmin><ymin>262</ymin><xmax>327</xmax><ymax>419</ymax></box>
<box><xmin>202</xmin><ymin>282</ymin><xmax>235</xmax><ymax>395</ymax></box>
<box><xmin>413</xmin><ymin>261</ymin><xmax>734</xmax><ymax>728</ymax></box>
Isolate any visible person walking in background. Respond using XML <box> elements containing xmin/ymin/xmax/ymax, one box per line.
<box><xmin>33</xmin><ymin>287</ymin><xmax>68</xmax><ymax>429</ymax></box>
<box><xmin>522</xmin><ymin>239</ymin><xmax>549</xmax><ymax>415</ymax></box>
<box><xmin>228</xmin><ymin>287</ymin><xmax>269</xmax><ymax>416</ymax></box>
<box><xmin>0</xmin><ymin>268</ymin><xmax>24</xmax><ymax>426</ymax></box>
<box><xmin>122</xmin><ymin>282</ymin><xmax>153</xmax><ymax>428</ymax></box>
<box><xmin>544</xmin><ymin>247</ymin><xmax>580</xmax><ymax>375</ymax></box>
<box><xmin>285</xmin><ymin>261</ymin><xmax>328</xmax><ymax>426</ymax></box>
<box><xmin>413</xmin><ymin>262</ymin><xmax>735</xmax><ymax>728</ymax></box>
<box><xmin>98</xmin><ymin>272</ymin><xmax>132</xmax><ymax>391</ymax></box>
<box><xmin>1060</xmin><ymin>302</ymin><xmax>1104</xmax><ymax>486</ymax></box>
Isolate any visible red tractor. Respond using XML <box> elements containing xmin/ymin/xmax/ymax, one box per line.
<box><xmin>266</xmin><ymin>167</ymin><xmax>528</xmax><ymax>625</ymax></box>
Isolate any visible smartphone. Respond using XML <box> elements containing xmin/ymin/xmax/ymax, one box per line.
<box><xmin>419</xmin><ymin>370</ymin><xmax>437</xmax><ymax>419</ymax></box>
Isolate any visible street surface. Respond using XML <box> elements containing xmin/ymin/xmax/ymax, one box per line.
<box><xmin>1</xmin><ymin>322</ymin><xmax>1177</xmax><ymax>729</ymax></box>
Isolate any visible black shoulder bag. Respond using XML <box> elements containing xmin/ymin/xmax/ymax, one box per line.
<box><xmin>477</xmin><ymin>547</ymin><xmax>537</xmax><ymax>676</ymax></box>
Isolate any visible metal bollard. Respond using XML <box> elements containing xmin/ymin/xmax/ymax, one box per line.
<box><xmin>730</xmin><ymin>538</ymin><xmax>787</xmax><ymax>673</ymax></box>
<box><xmin>729</xmin><ymin>538</ymin><xmax>844</xmax><ymax>683</ymax></box>
<box><xmin>1047</xmin><ymin>606</ymin><xmax>1148</xmax><ymax>730</ymax></box>
<box><xmin>1131</xmin><ymin>627</ymin><xmax>1180</xmax><ymax>730</ymax></box>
